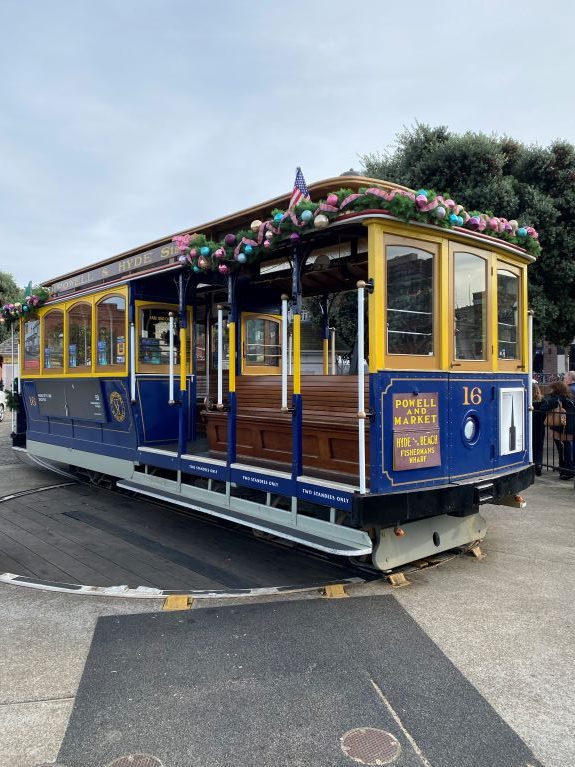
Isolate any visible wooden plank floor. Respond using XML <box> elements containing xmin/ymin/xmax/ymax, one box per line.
<box><xmin>0</xmin><ymin>457</ymin><xmax>358</xmax><ymax>591</ymax></box>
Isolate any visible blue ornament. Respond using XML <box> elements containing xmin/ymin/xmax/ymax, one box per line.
<box><xmin>456</xmin><ymin>215</ymin><xmax>464</xmax><ymax>226</ymax></box>
<box><xmin>300</xmin><ymin>209</ymin><xmax>313</xmax><ymax>223</ymax></box>
<box><xmin>22</xmin><ymin>304</ymin><xmax>29</xmax><ymax>312</ymax></box>
<box><xmin>237</xmin><ymin>253</ymin><xmax>247</xmax><ymax>264</ymax></box>
<box><xmin>516</xmin><ymin>227</ymin><xmax>527</xmax><ymax>237</ymax></box>
<box><xmin>193</xmin><ymin>266</ymin><xmax>200</xmax><ymax>272</ymax></box>
<box><xmin>449</xmin><ymin>213</ymin><xmax>459</xmax><ymax>224</ymax></box>
<box><xmin>273</xmin><ymin>212</ymin><xmax>284</xmax><ymax>224</ymax></box>
<box><xmin>200</xmin><ymin>246</ymin><xmax>210</xmax><ymax>256</ymax></box>
<box><xmin>416</xmin><ymin>189</ymin><xmax>428</xmax><ymax>198</ymax></box>
<box><xmin>244</xmin><ymin>245</ymin><xmax>253</xmax><ymax>255</ymax></box>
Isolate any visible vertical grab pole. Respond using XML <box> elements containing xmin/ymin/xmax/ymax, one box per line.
<box><xmin>226</xmin><ymin>274</ymin><xmax>237</xmax><ymax>464</ymax></box>
<box><xmin>168</xmin><ymin>312</ymin><xmax>175</xmax><ymax>404</ymax></box>
<box><xmin>178</xmin><ymin>270</ymin><xmax>189</xmax><ymax>455</ymax></box>
<box><xmin>217</xmin><ymin>304</ymin><xmax>224</xmax><ymax>409</ymax></box>
<box><xmin>10</xmin><ymin>324</ymin><xmax>15</xmax><ymax>433</ymax></box>
<box><xmin>330</xmin><ymin>327</ymin><xmax>336</xmax><ymax>375</ymax></box>
<box><xmin>281</xmin><ymin>294</ymin><xmax>289</xmax><ymax>411</ymax></box>
<box><xmin>528</xmin><ymin>310</ymin><xmax>534</xmax><ymax>464</ymax></box>
<box><xmin>130</xmin><ymin>321</ymin><xmax>136</xmax><ymax>402</ymax></box>
<box><xmin>16</xmin><ymin>324</ymin><xmax>21</xmax><ymax>394</ymax></box>
<box><xmin>321</xmin><ymin>294</ymin><xmax>329</xmax><ymax>376</ymax></box>
<box><xmin>357</xmin><ymin>280</ymin><xmax>367</xmax><ymax>495</ymax></box>
<box><xmin>288</xmin><ymin>333</ymin><xmax>293</xmax><ymax>375</ymax></box>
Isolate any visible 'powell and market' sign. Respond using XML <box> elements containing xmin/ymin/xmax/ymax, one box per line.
<box><xmin>392</xmin><ymin>393</ymin><xmax>441</xmax><ymax>470</ymax></box>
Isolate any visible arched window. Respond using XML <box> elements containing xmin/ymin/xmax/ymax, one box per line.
<box><xmin>96</xmin><ymin>295</ymin><xmax>126</xmax><ymax>371</ymax></box>
<box><xmin>453</xmin><ymin>252</ymin><xmax>487</xmax><ymax>361</ymax></box>
<box><xmin>23</xmin><ymin>318</ymin><xmax>40</xmax><ymax>371</ymax></box>
<box><xmin>43</xmin><ymin>310</ymin><xmax>64</xmax><ymax>371</ymax></box>
<box><xmin>67</xmin><ymin>302</ymin><xmax>92</xmax><ymax>370</ymax></box>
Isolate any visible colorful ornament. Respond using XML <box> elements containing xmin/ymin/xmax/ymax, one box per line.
<box><xmin>435</xmin><ymin>206</ymin><xmax>446</xmax><ymax>219</ymax></box>
<box><xmin>218</xmin><ymin>263</ymin><xmax>229</xmax><ymax>274</ymax></box>
<box><xmin>200</xmin><ymin>246</ymin><xmax>211</xmax><ymax>256</ymax></box>
<box><xmin>214</xmin><ymin>248</ymin><xmax>225</xmax><ymax>259</ymax></box>
<box><xmin>224</xmin><ymin>233</ymin><xmax>236</xmax><ymax>246</ymax></box>
<box><xmin>445</xmin><ymin>199</ymin><xmax>455</xmax><ymax>209</ymax></box>
<box><xmin>244</xmin><ymin>245</ymin><xmax>253</xmax><ymax>255</ymax></box>
<box><xmin>265</xmin><ymin>230</ymin><xmax>274</xmax><ymax>240</ymax></box>
<box><xmin>178</xmin><ymin>255</ymin><xmax>187</xmax><ymax>263</ymax></box>
<box><xmin>516</xmin><ymin>227</ymin><xmax>527</xmax><ymax>237</ymax></box>
<box><xmin>264</xmin><ymin>240</ymin><xmax>271</xmax><ymax>249</ymax></box>
<box><xmin>416</xmin><ymin>189</ymin><xmax>428</xmax><ymax>197</ymax></box>
<box><xmin>314</xmin><ymin>214</ymin><xmax>329</xmax><ymax>229</ymax></box>
<box><xmin>250</xmin><ymin>220</ymin><xmax>262</xmax><ymax>232</ymax></box>
<box><xmin>469</xmin><ymin>216</ymin><xmax>481</xmax><ymax>229</ymax></box>
<box><xmin>198</xmin><ymin>256</ymin><xmax>208</xmax><ymax>268</ymax></box>
<box><xmin>415</xmin><ymin>194</ymin><xmax>428</xmax><ymax>208</ymax></box>
<box><xmin>300</xmin><ymin>209</ymin><xmax>313</xmax><ymax>223</ymax></box>
<box><xmin>326</xmin><ymin>193</ymin><xmax>339</xmax><ymax>206</ymax></box>
<box><xmin>273</xmin><ymin>212</ymin><xmax>284</xmax><ymax>224</ymax></box>
<box><xmin>237</xmin><ymin>253</ymin><xmax>247</xmax><ymax>264</ymax></box>
<box><xmin>290</xmin><ymin>233</ymin><xmax>301</xmax><ymax>243</ymax></box>
<box><xmin>449</xmin><ymin>213</ymin><xmax>459</xmax><ymax>224</ymax></box>
<box><xmin>508</xmin><ymin>220</ymin><xmax>518</xmax><ymax>231</ymax></box>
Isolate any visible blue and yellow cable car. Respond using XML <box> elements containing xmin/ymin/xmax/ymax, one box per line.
<box><xmin>12</xmin><ymin>175</ymin><xmax>537</xmax><ymax>570</ymax></box>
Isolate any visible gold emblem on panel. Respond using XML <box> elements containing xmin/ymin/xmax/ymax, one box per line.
<box><xmin>109</xmin><ymin>391</ymin><xmax>126</xmax><ymax>422</ymax></box>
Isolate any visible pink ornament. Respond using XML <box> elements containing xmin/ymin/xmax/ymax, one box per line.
<box><xmin>415</xmin><ymin>194</ymin><xmax>427</xmax><ymax>208</ymax></box>
<box><xmin>214</xmin><ymin>248</ymin><xmax>225</xmax><ymax>259</ymax></box>
<box><xmin>469</xmin><ymin>216</ymin><xmax>481</xmax><ymax>229</ymax></box>
<box><xmin>189</xmin><ymin>248</ymin><xmax>197</xmax><ymax>258</ymax></box>
<box><xmin>326</xmin><ymin>193</ymin><xmax>339</xmax><ymax>207</ymax></box>
<box><xmin>198</xmin><ymin>256</ymin><xmax>208</xmax><ymax>268</ymax></box>
<box><xmin>218</xmin><ymin>263</ymin><xmax>229</xmax><ymax>274</ymax></box>
<box><xmin>264</xmin><ymin>240</ymin><xmax>271</xmax><ymax>249</ymax></box>
<box><xmin>488</xmin><ymin>218</ymin><xmax>499</xmax><ymax>231</ymax></box>
<box><xmin>445</xmin><ymin>199</ymin><xmax>455</xmax><ymax>209</ymax></box>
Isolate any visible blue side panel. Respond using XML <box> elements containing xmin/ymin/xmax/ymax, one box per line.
<box><xmin>370</xmin><ymin>371</ymin><xmax>450</xmax><ymax>494</ymax></box>
<box><xmin>448</xmin><ymin>373</ymin><xmax>494</xmax><ymax>481</ymax></box>
<box><xmin>136</xmin><ymin>378</ymin><xmax>192</xmax><ymax>445</ymax></box>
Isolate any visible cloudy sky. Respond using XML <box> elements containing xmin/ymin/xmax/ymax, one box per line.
<box><xmin>1</xmin><ymin>0</ymin><xmax>574</xmax><ymax>287</ymax></box>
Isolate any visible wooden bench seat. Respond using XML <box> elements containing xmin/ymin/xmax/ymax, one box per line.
<box><xmin>204</xmin><ymin>375</ymin><xmax>369</xmax><ymax>478</ymax></box>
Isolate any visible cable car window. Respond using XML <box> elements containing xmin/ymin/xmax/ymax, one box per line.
<box><xmin>454</xmin><ymin>252</ymin><xmax>487</xmax><ymax>360</ymax></box>
<box><xmin>43</xmin><ymin>310</ymin><xmax>64</xmax><ymax>371</ymax></box>
<box><xmin>497</xmin><ymin>269</ymin><xmax>519</xmax><ymax>359</ymax></box>
<box><xmin>386</xmin><ymin>245</ymin><xmax>434</xmax><ymax>355</ymax></box>
<box><xmin>243</xmin><ymin>315</ymin><xmax>281</xmax><ymax>373</ymax></box>
<box><xmin>139</xmin><ymin>307</ymin><xmax>179</xmax><ymax>369</ymax></box>
<box><xmin>23</xmin><ymin>318</ymin><xmax>40</xmax><ymax>371</ymax></box>
<box><xmin>67</xmin><ymin>303</ymin><xmax>92</xmax><ymax>370</ymax></box>
<box><xmin>96</xmin><ymin>295</ymin><xmax>126</xmax><ymax>371</ymax></box>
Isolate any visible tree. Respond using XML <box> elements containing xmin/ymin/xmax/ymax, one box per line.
<box><xmin>0</xmin><ymin>271</ymin><xmax>23</xmax><ymax>343</ymax></box>
<box><xmin>361</xmin><ymin>125</ymin><xmax>575</xmax><ymax>345</ymax></box>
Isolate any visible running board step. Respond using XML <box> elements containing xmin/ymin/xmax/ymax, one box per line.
<box><xmin>116</xmin><ymin>479</ymin><xmax>372</xmax><ymax>557</ymax></box>
<box><xmin>475</xmin><ymin>482</ymin><xmax>495</xmax><ymax>504</ymax></box>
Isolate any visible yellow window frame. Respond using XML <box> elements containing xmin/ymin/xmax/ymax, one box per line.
<box><xmin>241</xmin><ymin>312</ymin><xmax>282</xmax><ymax>375</ymax></box>
<box><xmin>135</xmin><ymin>300</ymin><xmax>192</xmax><ymax>374</ymax></box>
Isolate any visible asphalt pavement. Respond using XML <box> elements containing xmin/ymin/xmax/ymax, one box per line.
<box><xmin>0</xmin><ymin>415</ymin><xmax>573</xmax><ymax>767</ymax></box>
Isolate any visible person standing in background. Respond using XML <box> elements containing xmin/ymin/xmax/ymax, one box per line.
<box><xmin>532</xmin><ymin>382</ymin><xmax>545</xmax><ymax>476</ymax></box>
<box><xmin>540</xmin><ymin>381</ymin><xmax>575</xmax><ymax>480</ymax></box>
<box><xmin>564</xmin><ymin>370</ymin><xmax>575</xmax><ymax>397</ymax></box>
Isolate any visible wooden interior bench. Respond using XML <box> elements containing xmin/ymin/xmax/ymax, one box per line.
<box><xmin>204</xmin><ymin>375</ymin><xmax>369</xmax><ymax>479</ymax></box>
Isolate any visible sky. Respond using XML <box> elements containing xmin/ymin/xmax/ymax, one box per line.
<box><xmin>1</xmin><ymin>0</ymin><xmax>574</xmax><ymax>288</ymax></box>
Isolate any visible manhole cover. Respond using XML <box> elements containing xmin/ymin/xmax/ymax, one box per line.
<box><xmin>106</xmin><ymin>757</ymin><xmax>163</xmax><ymax>767</ymax></box>
<box><xmin>340</xmin><ymin>727</ymin><xmax>401</xmax><ymax>765</ymax></box>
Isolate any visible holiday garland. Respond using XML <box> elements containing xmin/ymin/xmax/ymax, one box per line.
<box><xmin>172</xmin><ymin>185</ymin><xmax>541</xmax><ymax>272</ymax></box>
<box><xmin>1</xmin><ymin>287</ymin><xmax>50</xmax><ymax>328</ymax></box>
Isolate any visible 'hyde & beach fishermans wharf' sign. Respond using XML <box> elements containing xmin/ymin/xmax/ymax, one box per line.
<box><xmin>392</xmin><ymin>393</ymin><xmax>441</xmax><ymax>470</ymax></box>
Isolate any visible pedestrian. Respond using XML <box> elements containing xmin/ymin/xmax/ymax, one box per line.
<box><xmin>564</xmin><ymin>370</ymin><xmax>575</xmax><ymax>397</ymax></box>
<box><xmin>532</xmin><ymin>381</ymin><xmax>545</xmax><ymax>476</ymax></box>
<box><xmin>540</xmin><ymin>381</ymin><xmax>575</xmax><ymax>480</ymax></box>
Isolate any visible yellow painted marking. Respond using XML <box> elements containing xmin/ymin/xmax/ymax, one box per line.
<box><xmin>293</xmin><ymin>313</ymin><xmax>301</xmax><ymax>394</ymax></box>
<box><xmin>162</xmin><ymin>595</ymin><xmax>194</xmax><ymax>611</ymax></box>
<box><xmin>228</xmin><ymin>320</ymin><xmax>236</xmax><ymax>392</ymax></box>
<box><xmin>323</xmin><ymin>337</ymin><xmax>329</xmax><ymax>375</ymax></box>
<box><xmin>323</xmin><ymin>583</ymin><xmax>349</xmax><ymax>599</ymax></box>
<box><xmin>439</xmin><ymin>237</ymin><xmax>450</xmax><ymax>370</ymax></box>
<box><xmin>365</xmin><ymin>221</ymin><xmax>385</xmax><ymax>373</ymax></box>
<box><xmin>179</xmin><ymin>326</ymin><xmax>187</xmax><ymax>391</ymax></box>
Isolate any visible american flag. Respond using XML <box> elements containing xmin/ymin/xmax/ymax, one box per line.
<box><xmin>288</xmin><ymin>167</ymin><xmax>310</xmax><ymax>209</ymax></box>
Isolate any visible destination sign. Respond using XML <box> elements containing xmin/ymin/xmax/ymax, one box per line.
<box><xmin>50</xmin><ymin>242</ymin><xmax>181</xmax><ymax>296</ymax></box>
<box><xmin>391</xmin><ymin>392</ymin><xmax>441</xmax><ymax>471</ymax></box>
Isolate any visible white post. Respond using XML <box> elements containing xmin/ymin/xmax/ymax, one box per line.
<box><xmin>357</xmin><ymin>281</ymin><xmax>367</xmax><ymax>495</ymax></box>
<box><xmin>217</xmin><ymin>304</ymin><xmax>223</xmax><ymax>408</ymax></box>
<box><xmin>130</xmin><ymin>321</ymin><xmax>136</xmax><ymax>402</ymax></box>
<box><xmin>11</xmin><ymin>324</ymin><xmax>15</xmax><ymax>433</ymax></box>
<box><xmin>16</xmin><ymin>325</ymin><xmax>21</xmax><ymax>394</ymax></box>
<box><xmin>281</xmin><ymin>294</ymin><xmax>288</xmax><ymax>411</ymax></box>
<box><xmin>168</xmin><ymin>312</ymin><xmax>175</xmax><ymax>404</ymax></box>
<box><xmin>528</xmin><ymin>310</ymin><xmax>533</xmax><ymax>464</ymax></box>
<box><xmin>330</xmin><ymin>327</ymin><xmax>336</xmax><ymax>375</ymax></box>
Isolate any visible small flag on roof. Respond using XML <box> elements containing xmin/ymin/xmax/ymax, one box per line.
<box><xmin>288</xmin><ymin>167</ymin><xmax>310</xmax><ymax>210</ymax></box>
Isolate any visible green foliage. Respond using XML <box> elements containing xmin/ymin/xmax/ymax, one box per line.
<box><xmin>361</xmin><ymin>124</ymin><xmax>575</xmax><ymax>344</ymax></box>
<box><xmin>0</xmin><ymin>271</ymin><xmax>23</xmax><ymax>342</ymax></box>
